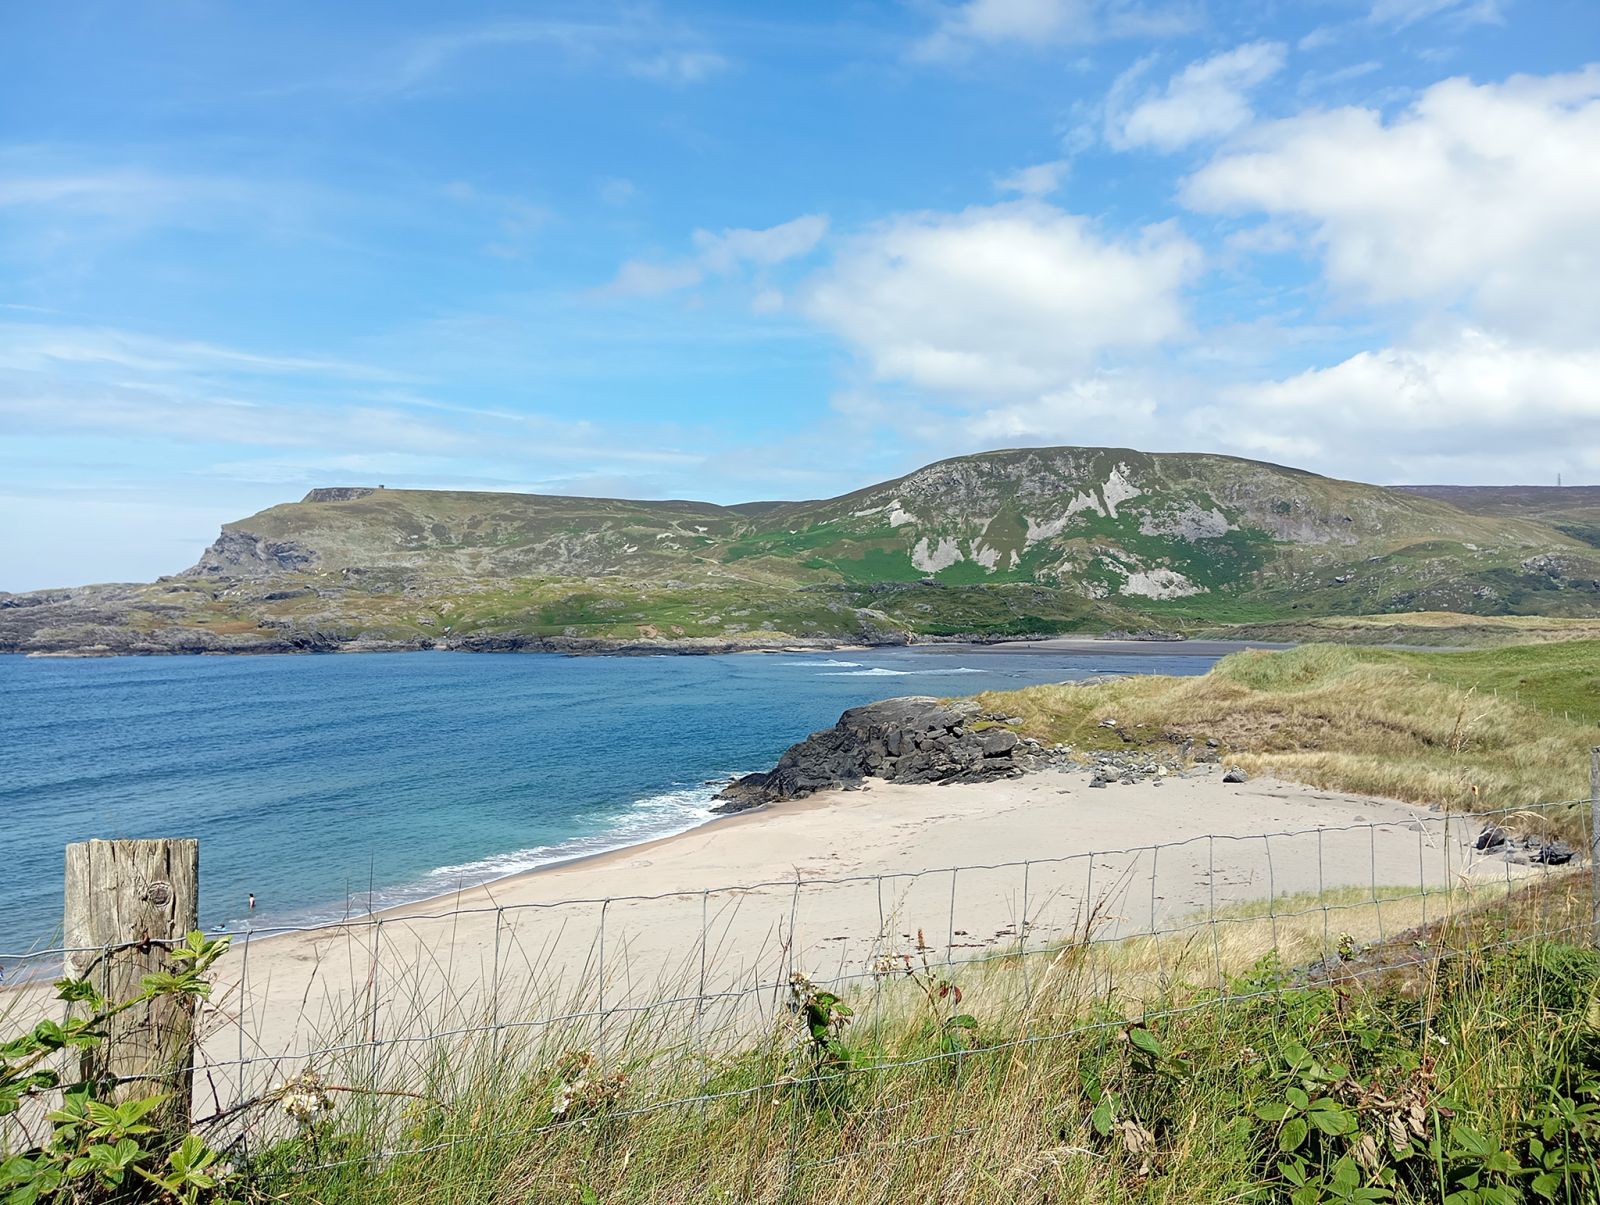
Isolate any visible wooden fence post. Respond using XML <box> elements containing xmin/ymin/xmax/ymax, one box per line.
<box><xmin>64</xmin><ymin>838</ymin><xmax>200</xmax><ymax>1140</ymax></box>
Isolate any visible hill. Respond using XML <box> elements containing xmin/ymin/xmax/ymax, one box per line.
<box><xmin>1398</xmin><ymin>483</ymin><xmax>1600</xmax><ymax>549</ymax></box>
<box><xmin>4</xmin><ymin>448</ymin><xmax>1599</xmax><ymax>655</ymax></box>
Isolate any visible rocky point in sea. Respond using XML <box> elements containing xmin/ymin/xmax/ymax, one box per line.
<box><xmin>713</xmin><ymin>697</ymin><xmax>1049</xmax><ymax>812</ymax></box>
<box><xmin>714</xmin><ymin>695</ymin><xmax>1220</xmax><ymax>812</ymax></box>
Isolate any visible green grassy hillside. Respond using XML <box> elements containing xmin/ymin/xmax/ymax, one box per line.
<box><xmin>1400</xmin><ymin>484</ymin><xmax>1600</xmax><ymax>549</ymax></box>
<box><xmin>5</xmin><ymin>448</ymin><xmax>1599</xmax><ymax>654</ymax></box>
<box><xmin>1199</xmin><ymin>611</ymin><xmax>1600</xmax><ymax>648</ymax></box>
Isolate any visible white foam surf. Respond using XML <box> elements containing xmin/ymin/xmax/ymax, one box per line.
<box><xmin>224</xmin><ymin>779</ymin><xmax>742</xmax><ymax>932</ymax></box>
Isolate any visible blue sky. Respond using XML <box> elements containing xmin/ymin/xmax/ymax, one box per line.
<box><xmin>2</xmin><ymin>0</ymin><xmax>1598</xmax><ymax>588</ymax></box>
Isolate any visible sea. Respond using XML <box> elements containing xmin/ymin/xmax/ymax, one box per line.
<box><xmin>0</xmin><ymin>645</ymin><xmax>1225</xmax><ymax>957</ymax></box>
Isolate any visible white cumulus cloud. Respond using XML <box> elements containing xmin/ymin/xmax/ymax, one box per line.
<box><xmin>1184</xmin><ymin>66</ymin><xmax>1600</xmax><ymax>342</ymax></box>
<box><xmin>803</xmin><ymin>201</ymin><xmax>1199</xmax><ymax>395</ymax></box>
<box><xmin>1214</xmin><ymin>328</ymin><xmax>1600</xmax><ymax>477</ymax></box>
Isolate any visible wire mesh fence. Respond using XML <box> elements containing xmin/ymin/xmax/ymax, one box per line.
<box><xmin>2</xmin><ymin>790</ymin><xmax>1593</xmax><ymax>1190</ymax></box>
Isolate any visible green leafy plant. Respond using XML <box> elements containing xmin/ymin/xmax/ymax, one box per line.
<box><xmin>1520</xmin><ymin>1076</ymin><xmax>1600</xmax><ymax>1202</ymax></box>
<box><xmin>787</xmin><ymin>973</ymin><xmax>854</xmax><ymax>1073</ymax></box>
<box><xmin>0</xmin><ymin>931</ymin><xmax>230</xmax><ymax>1204</ymax></box>
<box><xmin>1077</xmin><ymin>1021</ymin><xmax>1192</xmax><ymax>1180</ymax></box>
<box><xmin>876</xmin><ymin>930</ymin><xmax>978</xmax><ymax>1058</ymax></box>
<box><xmin>784</xmin><ymin>972</ymin><xmax>856</xmax><ymax>1112</ymax></box>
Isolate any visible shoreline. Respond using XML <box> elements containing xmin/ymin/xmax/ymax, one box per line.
<box><xmin>207</xmin><ymin>763</ymin><xmax>1522</xmax><ymax>1080</ymax></box>
<box><xmin>235</xmin><ymin>791</ymin><xmax>817</xmax><ymax>944</ymax></box>
<box><xmin>3</xmin><ymin>761</ymin><xmax>1540</xmax><ymax>1124</ymax></box>
<box><xmin>10</xmin><ymin>634</ymin><xmax>1295</xmax><ymax>661</ymax></box>
<box><xmin>228</xmin><ymin>758</ymin><xmax>1488</xmax><ymax>956</ymax></box>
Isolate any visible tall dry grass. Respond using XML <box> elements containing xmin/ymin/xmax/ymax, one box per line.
<box><xmin>977</xmin><ymin>644</ymin><xmax>1595</xmax><ymax>841</ymax></box>
<box><xmin>223</xmin><ymin>865</ymin><xmax>1593</xmax><ymax>1205</ymax></box>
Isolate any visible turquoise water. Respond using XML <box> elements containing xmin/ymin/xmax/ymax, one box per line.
<box><xmin>0</xmin><ymin>647</ymin><xmax>1220</xmax><ymax>955</ymax></box>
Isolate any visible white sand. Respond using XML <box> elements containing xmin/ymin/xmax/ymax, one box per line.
<box><xmin>2</xmin><ymin>763</ymin><xmax>1525</xmax><ymax>1118</ymax></box>
<box><xmin>152</xmin><ymin>762</ymin><xmax>1524</xmax><ymax>1107</ymax></box>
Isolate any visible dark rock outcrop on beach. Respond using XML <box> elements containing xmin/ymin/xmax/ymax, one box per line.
<box><xmin>1472</xmin><ymin>822</ymin><xmax>1577</xmax><ymax>866</ymax></box>
<box><xmin>713</xmin><ymin>696</ymin><xmax>1045</xmax><ymax>813</ymax></box>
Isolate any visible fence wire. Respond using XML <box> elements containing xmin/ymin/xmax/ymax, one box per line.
<box><xmin>1</xmin><ymin>795</ymin><xmax>1593</xmax><ymax>1190</ymax></box>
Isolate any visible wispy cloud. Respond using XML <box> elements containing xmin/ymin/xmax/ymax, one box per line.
<box><xmin>627</xmin><ymin>48</ymin><xmax>729</xmax><ymax>83</ymax></box>
<box><xmin>913</xmin><ymin>0</ymin><xmax>1199</xmax><ymax>61</ymax></box>
<box><xmin>0</xmin><ymin>321</ymin><xmax>708</xmax><ymax>484</ymax></box>
<box><xmin>1105</xmin><ymin>41</ymin><xmax>1288</xmax><ymax>152</ymax></box>
<box><xmin>307</xmin><ymin>16</ymin><xmax>731</xmax><ymax>98</ymax></box>
<box><xmin>602</xmin><ymin>214</ymin><xmax>829</xmax><ymax>298</ymax></box>
<box><xmin>0</xmin><ymin>322</ymin><xmax>407</xmax><ymax>382</ymax></box>
<box><xmin>1366</xmin><ymin>0</ymin><xmax>1503</xmax><ymax>30</ymax></box>
<box><xmin>1296</xmin><ymin>59</ymin><xmax>1382</xmax><ymax>96</ymax></box>
<box><xmin>442</xmin><ymin>181</ymin><xmax>551</xmax><ymax>259</ymax></box>
<box><xmin>0</xmin><ymin>160</ymin><xmax>257</xmax><ymax>247</ymax></box>
<box><xmin>994</xmin><ymin>159</ymin><xmax>1071</xmax><ymax>197</ymax></box>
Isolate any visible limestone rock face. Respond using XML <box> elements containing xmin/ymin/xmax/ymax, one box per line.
<box><xmin>187</xmin><ymin>530</ymin><xmax>319</xmax><ymax>577</ymax></box>
<box><xmin>714</xmin><ymin>696</ymin><xmax>1036</xmax><ymax>812</ymax></box>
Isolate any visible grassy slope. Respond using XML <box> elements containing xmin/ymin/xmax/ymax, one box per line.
<box><xmin>234</xmin><ymin>639</ymin><xmax>1599</xmax><ymax>1203</ymax></box>
<box><xmin>1200</xmin><ymin>611</ymin><xmax>1600</xmax><ymax>648</ymax></box>
<box><xmin>216</xmin><ymin>456</ymin><xmax>1600</xmax><ymax>628</ymax></box>
<box><xmin>1400</xmin><ymin>484</ymin><xmax>1600</xmax><ymax>549</ymax></box>
<box><xmin>976</xmin><ymin>642</ymin><xmax>1599</xmax><ymax>839</ymax></box>
<box><xmin>220</xmin><ymin>628</ymin><xmax>1598</xmax><ymax>1200</ymax></box>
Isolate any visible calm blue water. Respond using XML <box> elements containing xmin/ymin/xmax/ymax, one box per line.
<box><xmin>0</xmin><ymin>647</ymin><xmax>1220</xmax><ymax>955</ymax></box>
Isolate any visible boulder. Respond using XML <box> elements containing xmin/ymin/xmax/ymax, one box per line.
<box><xmin>1473</xmin><ymin>823</ymin><xmax>1508</xmax><ymax>852</ymax></box>
<box><xmin>714</xmin><ymin>696</ymin><xmax>1034</xmax><ymax>813</ymax></box>
<box><xmin>981</xmin><ymin>730</ymin><xmax>1020</xmax><ymax>757</ymax></box>
<box><xmin>1533</xmin><ymin>840</ymin><xmax>1576</xmax><ymax>866</ymax></box>
<box><xmin>1222</xmin><ymin>766</ymin><xmax>1249</xmax><ymax>784</ymax></box>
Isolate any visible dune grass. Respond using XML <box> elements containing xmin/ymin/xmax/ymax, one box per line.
<box><xmin>975</xmin><ymin>643</ymin><xmax>1598</xmax><ymax>844</ymax></box>
<box><xmin>220</xmin><ymin>872</ymin><xmax>1597</xmax><ymax>1205</ymax></box>
<box><xmin>1201</xmin><ymin>611</ymin><xmax>1600</xmax><ymax>648</ymax></box>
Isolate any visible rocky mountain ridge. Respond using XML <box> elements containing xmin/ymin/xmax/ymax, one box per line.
<box><xmin>5</xmin><ymin>446</ymin><xmax>1599</xmax><ymax>656</ymax></box>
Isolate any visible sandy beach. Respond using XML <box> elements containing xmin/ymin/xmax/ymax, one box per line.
<box><xmin>900</xmin><ymin>637</ymin><xmax>1296</xmax><ymax>657</ymax></box>
<box><xmin>145</xmin><ymin>759</ymin><xmax>1529</xmax><ymax>1112</ymax></box>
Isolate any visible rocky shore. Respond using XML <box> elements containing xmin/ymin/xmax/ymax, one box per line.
<box><xmin>715</xmin><ymin>698</ymin><xmax>1040</xmax><ymax>811</ymax></box>
<box><xmin>712</xmin><ymin>696</ymin><xmax>1209</xmax><ymax>813</ymax></box>
<box><xmin>0</xmin><ymin>584</ymin><xmax>1198</xmax><ymax>659</ymax></box>
<box><xmin>0</xmin><ymin>586</ymin><xmax>902</xmax><ymax>657</ymax></box>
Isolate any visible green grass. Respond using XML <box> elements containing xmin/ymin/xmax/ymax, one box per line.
<box><xmin>1347</xmin><ymin>640</ymin><xmax>1600</xmax><ymax>725</ymax></box>
<box><xmin>1202</xmin><ymin>611</ymin><xmax>1600</xmax><ymax>648</ymax></box>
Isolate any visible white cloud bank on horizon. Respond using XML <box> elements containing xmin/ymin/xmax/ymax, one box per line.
<box><xmin>1215</xmin><ymin>329</ymin><xmax>1600</xmax><ymax>476</ymax></box>
<box><xmin>1185</xmin><ymin>65</ymin><xmax>1600</xmax><ymax>340</ymax></box>
<box><xmin>1182</xmin><ymin>65</ymin><xmax>1600</xmax><ymax>478</ymax></box>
